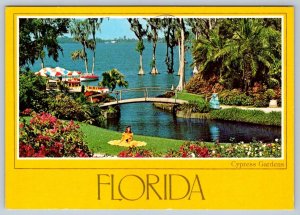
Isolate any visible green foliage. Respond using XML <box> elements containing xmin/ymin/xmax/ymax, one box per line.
<box><xmin>191</xmin><ymin>18</ymin><xmax>281</xmax><ymax>92</ymax></box>
<box><xmin>19</xmin><ymin>71</ymin><xmax>48</xmax><ymax>111</ymax></box>
<box><xmin>45</xmin><ymin>94</ymin><xmax>93</xmax><ymax>123</ymax></box>
<box><xmin>19</xmin><ymin>18</ymin><xmax>70</xmax><ymax>68</ymax></box>
<box><xmin>210</xmin><ymin>108</ymin><xmax>281</xmax><ymax>126</ymax></box>
<box><xmin>43</xmin><ymin>93</ymin><xmax>106</xmax><ymax>126</ymax></box>
<box><xmin>219</xmin><ymin>90</ymin><xmax>254</xmax><ymax>106</ymax></box>
<box><xmin>99</xmin><ymin>68</ymin><xmax>128</xmax><ymax>91</ymax></box>
<box><xmin>136</xmin><ymin>40</ymin><xmax>145</xmax><ymax>54</ymax></box>
<box><xmin>177</xmin><ymin>100</ymin><xmax>210</xmax><ymax>113</ymax></box>
<box><xmin>265</xmin><ymin>89</ymin><xmax>276</xmax><ymax>100</ymax></box>
<box><xmin>19</xmin><ymin>72</ymin><xmax>106</xmax><ymax>126</ymax></box>
<box><xmin>19</xmin><ymin>113</ymin><xmax>93</xmax><ymax>157</ymax></box>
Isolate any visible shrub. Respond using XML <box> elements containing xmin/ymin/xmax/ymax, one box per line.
<box><xmin>177</xmin><ymin>100</ymin><xmax>210</xmax><ymax>113</ymax></box>
<box><xmin>210</xmin><ymin>108</ymin><xmax>281</xmax><ymax>126</ymax></box>
<box><xmin>118</xmin><ymin>147</ymin><xmax>154</xmax><ymax>158</ymax></box>
<box><xmin>19</xmin><ymin>71</ymin><xmax>48</xmax><ymax>112</ymax></box>
<box><xmin>265</xmin><ymin>89</ymin><xmax>276</xmax><ymax>100</ymax></box>
<box><xmin>19</xmin><ymin>112</ymin><xmax>93</xmax><ymax>157</ymax></box>
<box><xmin>165</xmin><ymin>141</ymin><xmax>281</xmax><ymax>158</ymax></box>
<box><xmin>219</xmin><ymin>90</ymin><xmax>254</xmax><ymax>106</ymax></box>
<box><xmin>45</xmin><ymin>94</ymin><xmax>93</xmax><ymax>123</ymax></box>
<box><xmin>165</xmin><ymin>142</ymin><xmax>210</xmax><ymax>158</ymax></box>
<box><xmin>185</xmin><ymin>74</ymin><xmax>222</xmax><ymax>95</ymax></box>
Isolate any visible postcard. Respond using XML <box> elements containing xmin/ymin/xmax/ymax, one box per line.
<box><xmin>5</xmin><ymin>6</ymin><xmax>294</xmax><ymax>209</ymax></box>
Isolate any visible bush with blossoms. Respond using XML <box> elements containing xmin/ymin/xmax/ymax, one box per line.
<box><xmin>164</xmin><ymin>141</ymin><xmax>281</xmax><ymax>158</ymax></box>
<box><xmin>118</xmin><ymin>147</ymin><xmax>154</xmax><ymax>158</ymax></box>
<box><xmin>116</xmin><ymin>141</ymin><xmax>281</xmax><ymax>158</ymax></box>
<box><xmin>165</xmin><ymin>142</ymin><xmax>210</xmax><ymax>158</ymax></box>
<box><xmin>19</xmin><ymin>112</ymin><xmax>93</xmax><ymax>157</ymax></box>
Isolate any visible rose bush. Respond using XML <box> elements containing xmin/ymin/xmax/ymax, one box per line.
<box><xmin>19</xmin><ymin>112</ymin><xmax>93</xmax><ymax>157</ymax></box>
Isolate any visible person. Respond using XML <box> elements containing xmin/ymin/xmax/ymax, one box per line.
<box><xmin>107</xmin><ymin>126</ymin><xmax>147</xmax><ymax>147</ymax></box>
<box><xmin>120</xmin><ymin>126</ymin><xmax>133</xmax><ymax>144</ymax></box>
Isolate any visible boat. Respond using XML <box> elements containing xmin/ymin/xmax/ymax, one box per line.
<box><xmin>80</xmin><ymin>74</ymin><xmax>99</xmax><ymax>82</ymax></box>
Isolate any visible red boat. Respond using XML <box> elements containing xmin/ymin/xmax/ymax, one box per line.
<box><xmin>80</xmin><ymin>74</ymin><xmax>99</xmax><ymax>82</ymax></box>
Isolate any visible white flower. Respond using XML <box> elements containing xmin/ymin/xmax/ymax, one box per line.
<box><xmin>259</xmin><ymin>152</ymin><xmax>262</xmax><ymax>156</ymax></box>
<box><xmin>247</xmin><ymin>152</ymin><xmax>251</xmax><ymax>156</ymax></box>
<box><xmin>191</xmin><ymin>153</ymin><xmax>196</xmax><ymax>158</ymax></box>
<box><xmin>275</xmin><ymin>138</ymin><xmax>279</xmax><ymax>142</ymax></box>
<box><xmin>212</xmin><ymin>150</ymin><xmax>215</xmax><ymax>154</ymax></box>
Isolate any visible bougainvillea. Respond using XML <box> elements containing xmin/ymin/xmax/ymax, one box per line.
<box><xmin>118</xmin><ymin>147</ymin><xmax>154</xmax><ymax>158</ymax></box>
<box><xmin>19</xmin><ymin>112</ymin><xmax>93</xmax><ymax>157</ymax></box>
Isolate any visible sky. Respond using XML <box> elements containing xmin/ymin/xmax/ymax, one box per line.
<box><xmin>67</xmin><ymin>18</ymin><xmax>164</xmax><ymax>40</ymax></box>
<box><xmin>98</xmin><ymin>18</ymin><xmax>137</xmax><ymax>40</ymax></box>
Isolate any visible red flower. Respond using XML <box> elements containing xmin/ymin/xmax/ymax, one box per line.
<box><xmin>21</xmin><ymin>108</ymin><xmax>32</xmax><ymax>116</ymax></box>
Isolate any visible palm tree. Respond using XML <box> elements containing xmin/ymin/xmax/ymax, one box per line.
<box><xmin>87</xmin><ymin>18</ymin><xmax>103</xmax><ymax>75</ymax></box>
<box><xmin>99</xmin><ymin>69</ymin><xmax>129</xmax><ymax>92</ymax></box>
<box><xmin>70</xmin><ymin>19</ymin><xmax>90</xmax><ymax>73</ymax></box>
<box><xmin>192</xmin><ymin>18</ymin><xmax>281</xmax><ymax>91</ymax></box>
<box><xmin>145</xmin><ymin>18</ymin><xmax>162</xmax><ymax>75</ymax></box>
<box><xmin>128</xmin><ymin>18</ymin><xmax>148</xmax><ymax>75</ymax></box>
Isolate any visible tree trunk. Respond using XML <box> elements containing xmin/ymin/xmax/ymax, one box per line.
<box><xmin>170</xmin><ymin>45</ymin><xmax>174</xmax><ymax>74</ymax></box>
<box><xmin>177</xmin><ymin>38</ymin><xmax>181</xmax><ymax>76</ymax></box>
<box><xmin>138</xmin><ymin>53</ymin><xmax>145</xmax><ymax>75</ymax></box>
<box><xmin>92</xmin><ymin>28</ymin><xmax>96</xmax><ymax>75</ymax></box>
<box><xmin>177</xmin><ymin>19</ymin><xmax>185</xmax><ymax>91</ymax></box>
<box><xmin>151</xmin><ymin>42</ymin><xmax>158</xmax><ymax>75</ymax></box>
<box><xmin>83</xmin><ymin>42</ymin><xmax>89</xmax><ymax>74</ymax></box>
<box><xmin>92</xmin><ymin>50</ymin><xmax>95</xmax><ymax>74</ymax></box>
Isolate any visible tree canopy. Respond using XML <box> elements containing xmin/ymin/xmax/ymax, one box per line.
<box><xmin>19</xmin><ymin>18</ymin><xmax>70</xmax><ymax>69</ymax></box>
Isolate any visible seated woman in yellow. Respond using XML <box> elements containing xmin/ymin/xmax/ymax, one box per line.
<box><xmin>108</xmin><ymin>126</ymin><xmax>146</xmax><ymax>147</ymax></box>
<box><xmin>120</xmin><ymin>126</ymin><xmax>133</xmax><ymax>143</ymax></box>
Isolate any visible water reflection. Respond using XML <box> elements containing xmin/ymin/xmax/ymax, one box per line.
<box><xmin>104</xmin><ymin>103</ymin><xmax>281</xmax><ymax>143</ymax></box>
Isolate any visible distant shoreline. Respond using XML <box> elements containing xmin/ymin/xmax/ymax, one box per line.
<box><xmin>58</xmin><ymin>36</ymin><xmax>166</xmax><ymax>44</ymax></box>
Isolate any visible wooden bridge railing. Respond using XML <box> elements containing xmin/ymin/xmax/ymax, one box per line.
<box><xmin>111</xmin><ymin>87</ymin><xmax>178</xmax><ymax>103</ymax></box>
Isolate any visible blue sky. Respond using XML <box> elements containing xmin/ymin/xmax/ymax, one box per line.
<box><xmin>66</xmin><ymin>18</ymin><xmax>164</xmax><ymax>40</ymax></box>
<box><xmin>99</xmin><ymin>18</ymin><xmax>137</xmax><ymax>40</ymax></box>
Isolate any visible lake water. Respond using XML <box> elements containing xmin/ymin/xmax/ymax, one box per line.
<box><xmin>30</xmin><ymin>41</ymin><xmax>281</xmax><ymax>142</ymax></box>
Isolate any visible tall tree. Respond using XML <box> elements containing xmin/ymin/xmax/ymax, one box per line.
<box><xmin>19</xmin><ymin>18</ymin><xmax>70</xmax><ymax>69</ymax></box>
<box><xmin>70</xmin><ymin>19</ymin><xmax>90</xmax><ymax>73</ymax></box>
<box><xmin>161</xmin><ymin>18</ymin><xmax>178</xmax><ymax>74</ymax></box>
<box><xmin>128</xmin><ymin>18</ymin><xmax>148</xmax><ymax>75</ymax></box>
<box><xmin>145</xmin><ymin>18</ymin><xmax>162</xmax><ymax>75</ymax></box>
<box><xmin>87</xmin><ymin>18</ymin><xmax>103</xmax><ymax>74</ymax></box>
<box><xmin>176</xmin><ymin>18</ymin><xmax>187</xmax><ymax>91</ymax></box>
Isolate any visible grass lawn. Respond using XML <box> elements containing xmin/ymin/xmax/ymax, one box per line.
<box><xmin>175</xmin><ymin>91</ymin><xmax>205</xmax><ymax>102</ymax></box>
<box><xmin>79</xmin><ymin>122</ymin><xmax>185</xmax><ymax>155</ymax></box>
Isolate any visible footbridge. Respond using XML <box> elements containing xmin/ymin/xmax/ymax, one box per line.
<box><xmin>99</xmin><ymin>87</ymin><xmax>188</xmax><ymax>107</ymax></box>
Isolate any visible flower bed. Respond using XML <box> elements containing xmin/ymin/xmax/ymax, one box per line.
<box><xmin>19</xmin><ymin>112</ymin><xmax>93</xmax><ymax>157</ymax></box>
<box><xmin>117</xmin><ymin>141</ymin><xmax>281</xmax><ymax>158</ymax></box>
